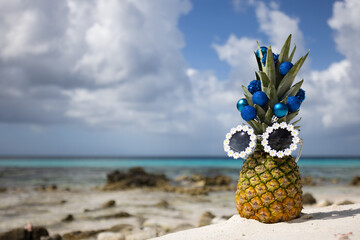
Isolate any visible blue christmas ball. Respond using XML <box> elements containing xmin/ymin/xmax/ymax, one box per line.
<box><xmin>296</xmin><ymin>88</ymin><xmax>306</xmax><ymax>102</ymax></box>
<box><xmin>286</xmin><ymin>96</ymin><xmax>301</xmax><ymax>112</ymax></box>
<box><xmin>252</xmin><ymin>91</ymin><xmax>268</xmax><ymax>106</ymax></box>
<box><xmin>256</xmin><ymin>46</ymin><xmax>267</xmax><ymax>58</ymax></box>
<box><xmin>262</xmin><ymin>53</ymin><xmax>279</xmax><ymax>66</ymax></box>
<box><xmin>237</xmin><ymin>98</ymin><xmax>248</xmax><ymax>112</ymax></box>
<box><xmin>241</xmin><ymin>105</ymin><xmax>257</xmax><ymax>121</ymax></box>
<box><xmin>273</xmin><ymin>103</ymin><xmax>288</xmax><ymax>117</ymax></box>
<box><xmin>247</xmin><ymin>80</ymin><xmax>261</xmax><ymax>94</ymax></box>
<box><xmin>279</xmin><ymin>62</ymin><xmax>294</xmax><ymax>76</ymax></box>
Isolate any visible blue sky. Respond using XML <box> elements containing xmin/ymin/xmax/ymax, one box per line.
<box><xmin>0</xmin><ymin>0</ymin><xmax>359</xmax><ymax>156</ymax></box>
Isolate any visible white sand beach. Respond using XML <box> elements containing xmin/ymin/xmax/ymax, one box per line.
<box><xmin>153</xmin><ymin>203</ymin><xmax>360</xmax><ymax>240</ymax></box>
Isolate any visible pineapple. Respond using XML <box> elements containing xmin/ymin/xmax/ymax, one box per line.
<box><xmin>227</xmin><ymin>34</ymin><xmax>309</xmax><ymax>223</ymax></box>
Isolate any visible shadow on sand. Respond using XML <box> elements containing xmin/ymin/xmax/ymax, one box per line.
<box><xmin>289</xmin><ymin>206</ymin><xmax>360</xmax><ymax>223</ymax></box>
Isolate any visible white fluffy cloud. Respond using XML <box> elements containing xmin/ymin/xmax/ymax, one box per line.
<box><xmin>306</xmin><ymin>0</ymin><xmax>360</xmax><ymax>127</ymax></box>
<box><xmin>255</xmin><ymin>1</ymin><xmax>305</xmax><ymax>55</ymax></box>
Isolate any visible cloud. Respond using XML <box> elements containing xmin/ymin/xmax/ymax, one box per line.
<box><xmin>255</xmin><ymin>2</ymin><xmax>305</xmax><ymax>55</ymax></box>
<box><xmin>0</xmin><ymin>0</ymin><xmax>194</xmax><ymax>131</ymax></box>
<box><xmin>306</xmin><ymin>0</ymin><xmax>360</xmax><ymax>128</ymax></box>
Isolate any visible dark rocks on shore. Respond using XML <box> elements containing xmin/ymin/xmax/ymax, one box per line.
<box><xmin>103</xmin><ymin>167</ymin><xmax>169</xmax><ymax>190</ymax></box>
<box><xmin>102</xmin><ymin>200</ymin><xmax>116</xmax><ymax>208</ymax></box>
<box><xmin>41</xmin><ymin>234</ymin><xmax>62</xmax><ymax>240</ymax></box>
<box><xmin>198</xmin><ymin>211</ymin><xmax>216</xmax><ymax>227</ymax></box>
<box><xmin>34</xmin><ymin>185</ymin><xmax>58</xmax><ymax>192</ymax></box>
<box><xmin>107</xmin><ymin>224</ymin><xmax>134</xmax><ymax>235</ymax></box>
<box><xmin>338</xmin><ymin>200</ymin><xmax>354</xmax><ymax>205</ymax></box>
<box><xmin>94</xmin><ymin>211</ymin><xmax>132</xmax><ymax>220</ymax></box>
<box><xmin>0</xmin><ymin>187</ymin><xmax>6</xmax><ymax>193</ymax></box>
<box><xmin>155</xmin><ymin>200</ymin><xmax>169</xmax><ymax>208</ymax></box>
<box><xmin>62</xmin><ymin>230</ymin><xmax>104</xmax><ymax>240</ymax></box>
<box><xmin>303</xmin><ymin>193</ymin><xmax>317</xmax><ymax>205</ymax></box>
<box><xmin>61</xmin><ymin>214</ymin><xmax>74</xmax><ymax>222</ymax></box>
<box><xmin>0</xmin><ymin>226</ymin><xmax>49</xmax><ymax>240</ymax></box>
<box><xmin>301</xmin><ymin>176</ymin><xmax>316</xmax><ymax>186</ymax></box>
<box><xmin>350</xmin><ymin>176</ymin><xmax>360</xmax><ymax>186</ymax></box>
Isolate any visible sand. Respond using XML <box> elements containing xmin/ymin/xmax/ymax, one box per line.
<box><xmin>152</xmin><ymin>203</ymin><xmax>360</xmax><ymax>240</ymax></box>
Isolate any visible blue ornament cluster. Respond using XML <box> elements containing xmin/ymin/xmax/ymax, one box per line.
<box><xmin>286</xmin><ymin>96</ymin><xmax>301</xmax><ymax>112</ymax></box>
<box><xmin>241</xmin><ymin>105</ymin><xmax>257</xmax><ymax>121</ymax></box>
<box><xmin>279</xmin><ymin>62</ymin><xmax>293</xmax><ymax>76</ymax></box>
<box><xmin>247</xmin><ymin>80</ymin><xmax>261</xmax><ymax>94</ymax></box>
<box><xmin>237</xmin><ymin>46</ymin><xmax>306</xmax><ymax>122</ymax></box>
<box><xmin>256</xmin><ymin>46</ymin><xmax>268</xmax><ymax>58</ymax></box>
<box><xmin>273</xmin><ymin>103</ymin><xmax>288</xmax><ymax>117</ymax></box>
<box><xmin>252</xmin><ymin>91</ymin><xmax>268</xmax><ymax>106</ymax></box>
<box><xmin>262</xmin><ymin>53</ymin><xmax>279</xmax><ymax>66</ymax></box>
<box><xmin>295</xmin><ymin>88</ymin><xmax>306</xmax><ymax>102</ymax></box>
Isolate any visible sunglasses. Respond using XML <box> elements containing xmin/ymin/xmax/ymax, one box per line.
<box><xmin>224</xmin><ymin>122</ymin><xmax>303</xmax><ymax>162</ymax></box>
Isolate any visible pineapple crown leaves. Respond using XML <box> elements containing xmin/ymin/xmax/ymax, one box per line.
<box><xmin>241</xmin><ymin>34</ymin><xmax>309</xmax><ymax>135</ymax></box>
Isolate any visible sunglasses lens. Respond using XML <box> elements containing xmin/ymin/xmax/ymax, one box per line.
<box><xmin>229</xmin><ymin>131</ymin><xmax>250</xmax><ymax>152</ymax></box>
<box><xmin>268</xmin><ymin>128</ymin><xmax>293</xmax><ymax>151</ymax></box>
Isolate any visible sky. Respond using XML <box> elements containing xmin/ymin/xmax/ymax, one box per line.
<box><xmin>0</xmin><ymin>0</ymin><xmax>359</xmax><ymax>157</ymax></box>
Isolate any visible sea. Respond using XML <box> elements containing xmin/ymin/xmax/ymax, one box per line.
<box><xmin>0</xmin><ymin>157</ymin><xmax>359</xmax><ymax>189</ymax></box>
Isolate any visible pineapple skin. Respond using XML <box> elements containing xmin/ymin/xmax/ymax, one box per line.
<box><xmin>236</xmin><ymin>148</ymin><xmax>302</xmax><ymax>223</ymax></box>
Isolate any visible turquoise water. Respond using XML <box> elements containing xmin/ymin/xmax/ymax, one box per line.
<box><xmin>1</xmin><ymin>157</ymin><xmax>360</xmax><ymax>168</ymax></box>
<box><xmin>0</xmin><ymin>157</ymin><xmax>359</xmax><ymax>189</ymax></box>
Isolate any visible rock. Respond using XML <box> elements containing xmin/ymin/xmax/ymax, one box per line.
<box><xmin>155</xmin><ymin>200</ymin><xmax>169</xmax><ymax>208</ymax></box>
<box><xmin>103</xmin><ymin>167</ymin><xmax>168</xmax><ymax>190</ymax></box>
<box><xmin>41</xmin><ymin>234</ymin><xmax>62</xmax><ymax>240</ymax></box>
<box><xmin>318</xmin><ymin>200</ymin><xmax>333</xmax><ymax>207</ymax></box>
<box><xmin>61</xmin><ymin>214</ymin><xmax>74</xmax><ymax>222</ymax></box>
<box><xmin>170</xmin><ymin>223</ymin><xmax>194</xmax><ymax>233</ymax></box>
<box><xmin>97</xmin><ymin>232</ymin><xmax>125</xmax><ymax>240</ymax></box>
<box><xmin>204</xmin><ymin>175</ymin><xmax>232</xmax><ymax>186</ymax></box>
<box><xmin>126</xmin><ymin>229</ymin><xmax>157</xmax><ymax>240</ymax></box>
<box><xmin>330</xmin><ymin>178</ymin><xmax>339</xmax><ymax>184</ymax></box>
<box><xmin>302</xmin><ymin>193</ymin><xmax>317</xmax><ymax>205</ymax></box>
<box><xmin>60</xmin><ymin>200</ymin><xmax>67</xmax><ymax>204</ymax></box>
<box><xmin>103</xmin><ymin>200</ymin><xmax>116</xmax><ymax>208</ymax></box>
<box><xmin>350</xmin><ymin>176</ymin><xmax>360</xmax><ymax>186</ymax></box>
<box><xmin>108</xmin><ymin>224</ymin><xmax>134</xmax><ymax>235</ymax></box>
<box><xmin>0</xmin><ymin>187</ymin><xmax>7</xmax><ymax>193</ymax></box>
<box><xmin>174</xmin><ymin>175</ymin><xmax>188</xmax><ymax>182</ymax></box>
<box><xmin>94</xmin><ymin>211</ymin><xmax>131</xmax><ymax>220</ymax></box>
<box><xmin>301</xmin><ymin>176</ymin><xmax>316</xmax><ymax>186</ymax></box>
<box><xmin>337</xmin><ymin>200</ymin><xmax>354</xmax><ymax>205</ymax></box>
<box><xmin>0</xmin><ymin>226</ymin><xmax>49</xmax><ymax>240</ymax></box>
<box><xmin>198</xmin><ymin>211</ymin><xmax>216</xmax><ymax>227</ymax></box>
<box><xmin>62</xmin><ymin>230</ymin><xmax>104</xmax><ymax>240</ymax></box>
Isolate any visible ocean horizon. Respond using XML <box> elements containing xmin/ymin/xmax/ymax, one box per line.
<box><xmin>1</xmin><ymin>156</ymin><xmax>360</xmax><ymax>189</ymax></box>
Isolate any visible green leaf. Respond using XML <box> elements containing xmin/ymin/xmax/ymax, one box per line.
<box><xmin>281</xmin><ymin>79</ymin><xmax>303</xmax><ymax>101</ymax></box>
<box><xmin>278</xmin><ymin>116</ymin><xmax>287</xmax><ymax>123</ymax></box>
<box><xmin>264</xmin><ymin>47</ymin><xmax>276</xmax><ymax>87</ymax></box>
<box><xmin>242</xmin><ymin>85</ymin><xmax>253</xmax><ymax>105</ymax></box>
<box><xmin>264</xmin><ymin>107</ymin><xmax>273</xmax><ymax>125</ymax></box>
<box><xmin>255</xmin><ymin>71</ymin><xmax>260</xmax><ymax>80</ymax></box>
<box><xmin>254</xmin><ymin>52</ymin><xmax>263</xmax><ymax>71</ymax></box>
<box><xmin>256</xmin><ymin>41</ymin><xmax>264</xmax><ymax>59</ymax></box>
<box><xmin>267</xmin><ymin>82</ymin><xmax>278</xmax><ymax>108</ymax></box>
<box><xmin>289</xmin><ymin>44</ymin><xmax>297</xmax><ymax>62</ymax></box>
<box><xmin>254</xmin><ymin>104</ymin><xmax>265</xmax><ymax>122</ymax></box>
<box><xmin>280</xmin><ymin>96</ymin><xmax>288</xmax><ymax>104</ymax></box>
<box><xmin>248</xmin><ymin>120</ymin><xmax>262</xmax><ymax>134</ymax></box>
<box><xmin>277</xmin><ymin>51</ymin><xmax>309</xmax><ymax>98</ymax></box>
<box><xmin>259</xmin><ymin>71</ymin><xmax>270</xmax><ymax>90</ymax></box>
<box><xmin>294</xmin><ymin>125</ymin><xmax>301</xmax><ymax>130</ymax></box>
<box><xmin>286</xmin><ymin>110</ymin><xmax>300</xmax><ymax>123</ymax></box>
<box><xmin>278</xmin><ymin>34</ymin><xmax>292</xmax><ymax>63</ymax></box>
<box><xmin>262</xmin><ymin>123</ymin><xmax>268</xmax><ymax>132</ymax></box>
<box><xmin>291</xmin><ymin>117</ymin><xmax>302</xmax><ymax>125</ymax></box>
